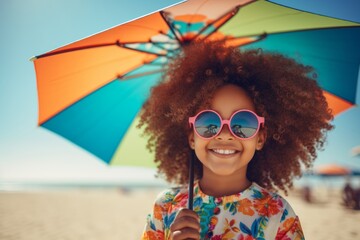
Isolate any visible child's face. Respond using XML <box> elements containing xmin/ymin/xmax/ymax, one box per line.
<box><xmin>188</xmin><ymin>84</ymin><xmax>266</xmax><ymax>178</ymax></box>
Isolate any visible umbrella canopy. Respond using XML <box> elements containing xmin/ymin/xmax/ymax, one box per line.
<box><xmin>314</xmin><ymin>164</ymin><xmax>351</xmax><ymax>177</ymax></box>
<box><xmin>31</xmin><ymin>0</ymin><xmax>360</xmax><ymax>166</ymax></box>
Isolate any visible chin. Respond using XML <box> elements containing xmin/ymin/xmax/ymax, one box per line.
<box><xmin>210</xmin><ymin>167</ymin><xmax>238</xmax><ymax>176</ymax></box>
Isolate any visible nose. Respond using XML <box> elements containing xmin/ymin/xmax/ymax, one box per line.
<box><xmin>216</xmin><ymin>124</ymin><xmax>234</xmax><ymax>140</ymax></box>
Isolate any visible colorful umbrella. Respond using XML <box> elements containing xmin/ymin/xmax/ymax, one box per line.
<box><xmin>314</xmin><ymin>164</ymin><xmax>351</xmax><ymax>177</ymax></box>
<box><xmin>31</xmin><ymin>0</ymin><xmax>360</xmax><ymax>168</ymax></box>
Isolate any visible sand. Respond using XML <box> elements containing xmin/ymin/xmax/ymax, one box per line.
<box><xmin>0</xmin><ymin>186</ymin><xmax>359</xmax><ymax>240</ymax></box>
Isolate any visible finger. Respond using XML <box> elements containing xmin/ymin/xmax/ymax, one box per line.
<box><xmin>170</xmin><ymin>208</ymin><xmax>200</xmax><ymax>232</ymax></box>
<box><xmin>170</xmin><ymin>215</ymin><xmax>200</xmax><ymax>232</ymax></box>
<box><xmin>176</xmin><ymin>208</ymin><xmax>200</xmax><ymax>221</ymax></box>
<box><xmin>171</xmin><ymin>227</ymin><xmax>200</xmax><ymax>240</ymax></box>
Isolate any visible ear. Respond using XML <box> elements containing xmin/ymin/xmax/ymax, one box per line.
<box><xmin>188</xmin><ymin>131</ymin><xmax>195</xmax><ymax>149</ymax></box>
<box><xmin>256</xmin><ymin>130</ymin><xmax>266</xmax><ymax>150</ymax></box>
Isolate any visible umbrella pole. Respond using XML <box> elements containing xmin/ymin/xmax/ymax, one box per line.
<box><xmin>188</xmin><ymin>151</ymin><xmax>195</xmax><ymax>210</ymax></box>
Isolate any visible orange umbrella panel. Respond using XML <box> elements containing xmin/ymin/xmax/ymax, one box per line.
<box><xmin>315</xmin><ymin>164</ymin><xmax>351</xmax><ymax>176</ymax></box>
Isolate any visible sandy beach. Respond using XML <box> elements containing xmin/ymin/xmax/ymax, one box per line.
<box><xmin>1</xmin><ymin>186</ymin><xmax>359</xmax><ymax>240</ymax></box>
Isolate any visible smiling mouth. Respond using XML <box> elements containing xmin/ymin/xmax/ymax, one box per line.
<box><xmin>211</xmin><ymin>149</ymin><xmax>239</xmax><ymax>155</ymax></box>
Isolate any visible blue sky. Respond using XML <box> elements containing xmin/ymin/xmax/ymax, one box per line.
<box><xmin>0</xmin><ymin>0</ymin><xmax>359</xmax><ymax>184</ymax></box>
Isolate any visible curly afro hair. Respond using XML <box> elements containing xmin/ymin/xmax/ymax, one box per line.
<box><xmin>138</xmin><ymin>41</ymin><xmax>333</xmax><ymax>192</ymax></box>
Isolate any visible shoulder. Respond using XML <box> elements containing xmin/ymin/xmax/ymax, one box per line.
<box><xmin>153</xmin><ymin>185</ymin><xmax>189</xmax><ymax>209</ymax></box>
<box><xmin>251</xmin><ymin>183</ymin><xmax>291</xmax><ymax>204</ymax></box>
<box><xmin>250</xmin><ymin>183</ymin><xmax>304</xmax><ymax>238</ymax></box>
<box><xmin>250</xmin><ymin>183</ymin><xmax>298</xmax><ymax>217</ymax></box>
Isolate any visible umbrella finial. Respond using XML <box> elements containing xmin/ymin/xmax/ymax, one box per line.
<box><xmin>29</xmin><ymin>56</ymin><xmax>37</xmax><ymax>62</ymax></box>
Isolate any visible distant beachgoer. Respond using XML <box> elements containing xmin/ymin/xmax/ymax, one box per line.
<box><xmin>140</xmin><ymin>41</ymin><xmax>333</xmax><ymax>239</ymax></box>
<box><xmin>303</xmin><ymin>185</ymin><xmax>312</xmax><ymax>203</ymax></box>
<box><xmin>342</xmin><ymin>182</ymin><xmax>355</xmax><ymax>208</ymax></box>
<box><xmin>354</xmin><ymin>188</ymin><xmax>360</xmax><ymax>210</ymax></box>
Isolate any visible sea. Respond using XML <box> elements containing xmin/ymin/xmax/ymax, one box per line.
<box><xmin>1</xmin><ymin>175</ymin><xmax>359</xmax><ymax>192</ymax></box>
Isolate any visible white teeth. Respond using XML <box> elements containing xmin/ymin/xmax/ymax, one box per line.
<box><xmin>212</xmin><ymin>149</ymin><xmax>236</xmax><ymax>155</ymax></box>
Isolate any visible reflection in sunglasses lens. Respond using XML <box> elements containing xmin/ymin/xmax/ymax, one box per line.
<box><xmin>231</xmin><ymin>112</ymin><xmax>258</xmax><ymax>138</ymax></box>
<box><xmin>195</xmin><ymin>112</ymin><xmax>221</xmax><ymax>138</ymax></box>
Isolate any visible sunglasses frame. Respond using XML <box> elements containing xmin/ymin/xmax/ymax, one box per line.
<box><xmin>189</xmin><ymin>109</ymin><xmax>265</xmax><ymax>140</ymax></box>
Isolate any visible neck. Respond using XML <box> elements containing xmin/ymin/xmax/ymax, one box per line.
<box><xmin>199</xmin><ymin>167</ymin><xmax>251</xmax><ymax>197</ymax></box>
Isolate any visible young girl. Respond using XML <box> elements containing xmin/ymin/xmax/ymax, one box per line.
<box><xmin>140</xmin><ymin>41</ymin><xmax>333</xmax><ymax>239</ymax></box>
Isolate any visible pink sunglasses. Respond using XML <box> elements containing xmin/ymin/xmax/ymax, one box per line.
<box><xmin>189</xmin><ymin>109</ymin><xmax>265</xmax><ymax>139</ymax></box>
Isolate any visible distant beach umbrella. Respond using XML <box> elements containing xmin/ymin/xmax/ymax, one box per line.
<box><xmin>314</xmin><ymin>164</ymin><xmax>351</xmax><ymax>177</ymax></box>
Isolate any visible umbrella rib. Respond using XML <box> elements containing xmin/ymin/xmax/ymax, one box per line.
<box><xmin>148</xmin><ymin>41</ymin><xmax>174</xmax><ymax>54</ymax></box>
<box><xmin>224</xmin><ymin>10</ymin><xmax>360</xmax><ymax>37</ymax></box>
<box><xmin>202</xmin><ymin>32</ymin><xmax>267</xmax><ymax>48</ymax></box>
<box><xmin>160</xmin><ymin>10</ymin><xmax>184</xmax><ymax>44</ymax></box>
<box><xmin>119</xmin><ymin>43</ymin><xmax>168</xmax><ymax>57</ymax></box>
<box><xmin>269</xmin><ymin>0</ymin><xmax>360</xmax><ymax>25</ymax></box>
<box><xmin>116</xmin><ymin>55</ymin><xmax>168</xmax><ymax>81</ymax></box>
<box><xmin>187</xmin><ymin>0</ymin><xmax>210</xmax><ymax>24</ymax></box>
<box><xmin>151</xmin><ymin>41</ymin><xmax>181</xmax><ymax>53</ymax></box>
<box><xmin>193</xmin><ymin>1</ymin><xmax>255</xmax><ymax>42</ymax></box>
<box><xmin>33</xmin><ymin>42</ymin><xmax>118</xmax><ymax>59</ymax></box>
<box><xmin>158</xmin><ymin>30</ymin><xmax>177</xmax><ymax>41</ymax></box>
<box><xmin>260</xmin><ymin>25</ymin><xmax>360</xmax><ymax>37</ymax></box>
<box><xmin>121</xmin><ymin>40</ymin><xmax>181</xmax><ymax>58</ymax></box>
<box><xmin>199</xmin><ymin>6</ymin><xmax>240</xmax><ymax>42</ymax></box>
<box><xmin>147</xmin><ymin>62</ymin><xmax>166</xmax><ymax>66</ymax></box>
<box><xmin>225</xmin><ymin>12</ymin><xmax>304</xmax><ymax>33</ymax></box>
<box><xmin>184</xmin><ymin>0</ymin><xmax>210</xmax><ymax>35</ymax></box>
<box><xmin>234</xmin><ymin>32</ymin><xmax>268</xmax><ymax>47</ymax></box>
<box><xmin>118</xmin><ymin>69</ymin><xmax>164</xmax><ymax>81</ymax></box>
<box><xmin>121</xmin><ymin>40</ymin><xmax>178</xmax><ymax>45</ymax></box>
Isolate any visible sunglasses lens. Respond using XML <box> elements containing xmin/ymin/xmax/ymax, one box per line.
<box><xmin>231</xmin><ymin>111</ymin><xmax>259</xmax><ymax>138</ymax></box>
<box><xmin>194</xmin><ymin>111</ymin><xmax>221</xmax><ymax>138</ymax></box>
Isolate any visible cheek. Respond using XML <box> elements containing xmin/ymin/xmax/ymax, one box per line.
<box><xmin>193</xmin><ymin>136</ymin><xmax>210</xmax><ymax>157</ymax></box>
<box><xmin>193</xmin><ymin>136</ymin><xmax>208</xmax><ymax>148</ymax></box>
<box><xmin>189</xmin><ymin>132</ymin><xmax>209</xmax><ymax>155</ymax></box>
<box><xmin>241</xmin><ymin>139</ymin><xmax>259</xmax><ymax>159</ymax></box>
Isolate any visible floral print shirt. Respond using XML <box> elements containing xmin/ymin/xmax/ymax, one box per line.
<box><xmin>142</xmin><ymin>181</ymin><xmax>304</xmax><ymax>240</ymax></box>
